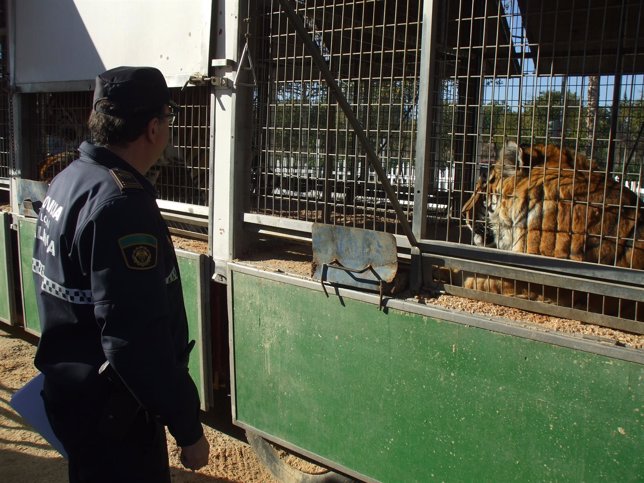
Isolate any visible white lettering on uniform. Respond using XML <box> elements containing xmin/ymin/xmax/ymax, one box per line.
<box><xmin>38</xmin><ymin>196</ymin><xmax>63</xmax><ymax>257</ymax></box>
<box><xmin>52</xmin><ymin>206</ymin><xmax>63</xmax><ymax>221</ymax></box>
<box><xmin>42</xmin><ymin>196</ymin><xmax>64</xmax><ymax>222</ymax></box>
<box><xmin>37</xmin><ymin>226</ymin><xmax>48</xmax><ymax>245</ymax></box>
<box><xmin>46</xmin><ymin>240</ymin><xmax>56</xmax><ymax>256</ymax></box>
<box><xmin>37</xmin><ymin>225</ymin><xmax>56</xmax><ymax>257</ymax></box>
<box><xmin>39</xmin><ymin>211</ymin><xmax>50</xmax><ymax>228</ymax></box>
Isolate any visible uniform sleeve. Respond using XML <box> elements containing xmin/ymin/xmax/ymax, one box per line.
<box><xmin>82</xmin><ymin>194</ymin><xmax>203</xmax><ymax>447</ymax></box>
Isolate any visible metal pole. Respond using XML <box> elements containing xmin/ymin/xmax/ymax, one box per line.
<box><xmin>412</xmin><ymin>0</ymin><xmax>438</xmax><ymax>242</ymax></box>
<box><xmin>607</xmin><ymin>0</ymin><xmax>627</xmax><ymax>173</ymax></box>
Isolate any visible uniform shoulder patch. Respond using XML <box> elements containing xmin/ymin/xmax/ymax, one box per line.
<box><xmin>118</xmin><ymin>233</ymin><xmax>158</xmax><ymax>270</ymax></box>
<box><xmin>110</xmin><ymin>168</ymin><xmax>143</xmax><ymax>191</ymax></box>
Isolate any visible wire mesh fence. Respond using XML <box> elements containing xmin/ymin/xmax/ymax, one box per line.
<box><xmin>431</xmin><ymin>0</ymin><xmax>644</xmax><ymax>245</ymax></box>
<box><xmin>429</xmin><ymin>0</ymin><xmax>643</xmax><ymax>329</ymax></box>
<box><xmin>248</xmin><ymin>0</ymin><xmax>644</xmax><ymax>331</ymax></box>
<box><xmin>0</xmin><ymin>0</ymin><xmax>11</xmax><ymax>183</ymax></box>
<box><xmin>28</xmin><ymin>86</ymin><xmax>211</xmax><ymax>210</ymax></box>
<box><xmin>250</xmin><ymin>0</ymin><xmax>422</xmax><ymax>234</ymax></box>
<box><xmin>22</xmin><ymin>84</ymin><xmax>210</xmax><ymax>238</ymax></box>
<box><xmin>154</xmin><ymin>86</ymin><xmax>211</xmax><ymax>207</ymax></box>
<box><xmin>33</xmin><ymin>91</ymin><xmax>92</xmax><ymax>182</ymax></box>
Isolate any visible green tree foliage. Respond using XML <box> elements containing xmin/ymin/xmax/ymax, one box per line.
<box><xmin>268</xmin><ymin>78</ymin><xmax>419</xmax><ymax>175</ymax></box>
<box><xmin>617</xmin><ymin>97</ymin><xmax>644</xmax><ymax>178</ymax></box>
<box><xmin>472</xmin><ymin>86</ymin><xmax>643</xmax><ymax>180</ymax></box>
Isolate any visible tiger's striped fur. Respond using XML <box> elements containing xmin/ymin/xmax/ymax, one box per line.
<box><xmin>459</xmin><ymin>142</ymin><xmax>644</xmax><ymax>315</ymax></box>
<box><xmin>463</xmin><ymin>141</ymin><xmax>644</xmax><ymax>269</ymax></box>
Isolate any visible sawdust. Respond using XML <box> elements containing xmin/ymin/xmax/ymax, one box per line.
<box><xmin>416</xmin><ymin>293</ymin><xmax>644</xmax><ymax>349</ymax></box>
<box><xmin>172</xmin><ymin>235</ymin><xmax>209</xmax><ymax>255</ymax></box>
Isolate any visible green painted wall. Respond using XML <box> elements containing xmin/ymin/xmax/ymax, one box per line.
<box><xmin>0</xmin><ymin>213</ymin><xmax>15</xmax><ymax>325</ymax></box>
<box><xmin>176</xmin><ymin>251</ymin><xmax>211</xmax><ymax>409</ymax></box>
<box><xmin>231</xmin><ymin>270</ymin><xmax>644</xmax><ymax>482</ymax></box>
<box><xmin>18</xmin><ymin>218</ymin><xmax>39</xmax><ymax>335</ymax></box>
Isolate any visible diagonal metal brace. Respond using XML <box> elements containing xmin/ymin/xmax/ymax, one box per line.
<box><xmin>276</xmin><ymin>0</ymin><xmax>418</xmax><ymax>248</ymax></box>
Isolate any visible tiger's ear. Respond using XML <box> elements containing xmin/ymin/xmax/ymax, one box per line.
<box><xmin>517</xmin><ymin>144</ymin><xmax>528</xmax><ymax>167</ymax></box>
<box><xmin>498</xmin><ymin>140</ymin><xmax>521</xmax><ymax>176</ymax></box>
<box><xmin>517</xmin><ymin>144</ymin><xmax>546</xmax><ymax>171</ymax></box>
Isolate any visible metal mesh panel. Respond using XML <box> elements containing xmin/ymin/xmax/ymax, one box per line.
<box><xmin>0</xmin><ymin>0</ymin><xmax>11</xmax><ymax>182</ymax></box>
<box><xmin>251</xmin><ymin>0</ymin><xmax>422</xmax><ymax>234</ymax></box>
<box><xmin>30</xmin><ymin>87</ymin><xmax>211</xmax><ymax>210</ymax></box>
<box><xmin>27</xmin><ymin>86</ymin><xmax>210</xmax><ymax>237</ymax></box>
<box><xmin>250</xmin><ymin>0</ymin><xmax>643</xmax><ymax>331</ymax></box>
<box><xmin>428</xmin><ymin>0</ymin><xmax>644</xmax><ymax>329</ymax></box>
<box><xmin>429</xmin><ymin>0</ymin><xmax>644</xmax><ymax>246</ymax></box>
<box><xmin>34</xmin><ymin>91</ymin><xmax>92</xmax><ymax>182</ymax></box>
<box><xmin>153</xmin><ymin>86</ymin><xmax>211</xmax><ymax>207</ymax></box>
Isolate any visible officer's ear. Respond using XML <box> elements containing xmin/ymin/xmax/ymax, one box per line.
<box><xmin>145</xmin><ymin>116</ymin><xmax>161</xmax><ymax>143</ymax></box>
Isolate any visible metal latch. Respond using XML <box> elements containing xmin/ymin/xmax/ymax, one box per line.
<box><xmin>183</xmin><ymin>74</ymin><xmax>232</xmax><ymax>90</ymax></box>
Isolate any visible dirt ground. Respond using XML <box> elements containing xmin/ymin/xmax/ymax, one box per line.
<box><xmin>0</xmin><ymin>325</ymin><xmax>278</xmax><ymax>483</ymax></box>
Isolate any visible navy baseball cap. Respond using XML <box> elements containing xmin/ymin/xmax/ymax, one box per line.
<box><xmin>93</xmin><ymin>66</ymin><xmax>177</xmax><ymax>117</ymax></box>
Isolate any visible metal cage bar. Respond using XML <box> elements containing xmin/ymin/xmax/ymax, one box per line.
<box><xmin>25</xmin><ymin>86</ymin><xmax>212</xmax><ymax>212</ymax></box>
<box><xmin>427</xmin><ymin>0</ymin><xmax>644</xmax><ymax>330</ymax></box>
<box><xmin>154</xmin><ymin>86</ymin><xmax>211</xmax><ymax>208</ymax></box>
<box><xmin>31</xmin><ymin>91</ymin><xmax>92</xmax><ymax>182</ymax></box>
<box><xmin>20</xmin><ymin>84</ymin><xmax>211</xmax><ymax>237</ymax></box>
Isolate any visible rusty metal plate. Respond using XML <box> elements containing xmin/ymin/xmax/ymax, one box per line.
<box><xmin>312</xmin><ymin>223</ymin><xmax>397</xmax><ymax>291</ymax></box>
<box><xmin>14</xmin><ymin>179</ymin><xmax>49</xmax><ymax>218</ymax></box>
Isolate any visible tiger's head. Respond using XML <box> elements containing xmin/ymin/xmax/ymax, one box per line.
<box><xmin>462</xmin><ymin>168</ymin><xmax>496</xmax><ymax>247</ymax></box>
<box><xmin>462</xmin><ymin>141</ymin><xmax>592</xmax><ymax>247</ymax></box>
<box><xmin>461</xmin><ymin>141</ymin><xmax>523</xmax><ymax>247</ymax></box>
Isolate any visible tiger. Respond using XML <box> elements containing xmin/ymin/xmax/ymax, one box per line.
<box><xmin>460</xmin><ymin>141</ymin><xmax>644</xmax><ymax>316</ymax></box>
<box><xmin>39</xmin><ymin>151</ymin><xmax>78</xmax><ymax>182</ymax></box>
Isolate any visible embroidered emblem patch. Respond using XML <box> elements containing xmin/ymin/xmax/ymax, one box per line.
<box><xmin>118</xmin><ymin>234</ymin><xmax>158</xmax><ymax>270</ymax></box>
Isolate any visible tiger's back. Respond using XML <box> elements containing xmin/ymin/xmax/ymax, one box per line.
<box><xmin>468</xmin><ymin>142</ymin><xmax>644</xmax><ymax>270</ymax></box>
<box><xmin>495</xmin><ymin>144</ymin><xmax>643</xmax><ymax>268</ymax></box>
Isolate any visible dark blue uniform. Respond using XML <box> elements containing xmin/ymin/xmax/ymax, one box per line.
<box><xmin>33</xmin><ymin>141</ymin><xmax>203</xmax><ymax>482</ymax></box>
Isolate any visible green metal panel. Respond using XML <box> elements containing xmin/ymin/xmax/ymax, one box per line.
<box><xmin>176</xmin><ymin>249</ymin><xmax>212</xmax><ymax>410</ymax></box>
<box><xmin>230</xmin><ymin>268</ymin><xmax>644</xmax><ymax>483</ymax></box>
<box><xmin>18</xmin><ymin>217</ymin><xmax>40</xmax><ymax>335</ymax></box>
<box><xmin>0</xmin><ymin>212</ymin><xmax>17</xmax><ymax>325</ymax></box>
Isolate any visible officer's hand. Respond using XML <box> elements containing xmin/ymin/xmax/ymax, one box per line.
<box><xmin>180</xmin><ymin>433</ymin><xmax>210</xmax><ymax>471</ymax></box>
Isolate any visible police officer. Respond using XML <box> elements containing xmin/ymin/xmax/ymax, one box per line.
<box><xmin>33</xmin><ymin>66</ymin><xmax>210</xmax><ymax>482</ymax></box>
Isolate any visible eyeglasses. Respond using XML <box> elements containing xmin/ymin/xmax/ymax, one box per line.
<box><xmin>158</xmin><ymin>110</ymin><xmax>178</xmax><ymax>126</ymax></box>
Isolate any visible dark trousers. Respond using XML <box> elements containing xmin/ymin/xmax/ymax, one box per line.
<box><xmin>43</xmin><ymin>381</ymin><xmax>171</xmax><ymax>483</ymax></box>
